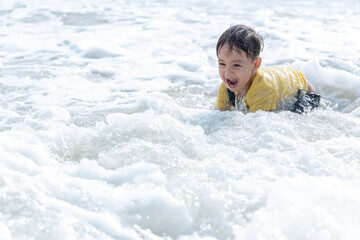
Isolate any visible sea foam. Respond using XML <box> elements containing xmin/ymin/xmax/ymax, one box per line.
<box><xmin>1</xmin><ymin>0</ymin><xmax>360</xmax><ymax>239</ymax></box>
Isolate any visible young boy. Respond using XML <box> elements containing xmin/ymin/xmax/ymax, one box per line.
<box><xmin>216</xmin><ymin>24</ymin><xmax>320</xmax><ymax>113</ymax></box>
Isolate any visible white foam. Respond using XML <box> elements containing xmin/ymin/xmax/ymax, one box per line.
<box><xmin>32</xmin><ymin>106</ymin><xmax>71</xmax><ymax>122</ymax></box>
<box><xmin>238</xmin><ymin>177</ymin><xmax>360</xmax><ymax>240</ymax></box>
<box><xmin>82</xmin><ymin>46</ymin><xmax>121</xmax><ymax>59</ymax></box>
<box><xmin>293</xmin><ymin>59</ymin><xmax>360</xmax><ymax>100</ymax></box>
<box><xmin>1</xmin><ymin>0</ymin><xmax>360</xmax><ymax>239</ymax></box>
<box><xmin>0</xmin><ymin>222</ymin><xmax>12</xmax><ymax>240</ymax></box>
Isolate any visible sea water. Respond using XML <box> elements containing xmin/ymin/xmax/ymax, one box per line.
<box><xmin>0</xmin><ymin>0</ymin><xmax>360</xmax><ymax>239</ymax></box>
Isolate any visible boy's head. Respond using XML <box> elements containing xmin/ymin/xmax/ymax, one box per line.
<box><xmin>216</xmin><ymin>24</ymin><xmax>263</xmax><ymax>61</ymax></box>
<box><xmin>216</xmin><ymin>25</ymin><xmax>263</xmax><ymax>94</ymax></box>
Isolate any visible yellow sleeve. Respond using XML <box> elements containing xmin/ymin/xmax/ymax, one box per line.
<box><xmin>246</xmin><ymin>84</ymin><xmax>277</xmax><ymax>112</ymax></box>
<box><xmin>217</xmin><ymin>82</ymin><xmax>231</xmax><ymax>110</ymax></box>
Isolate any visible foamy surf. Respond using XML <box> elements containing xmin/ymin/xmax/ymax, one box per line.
<box><xmin>1</xmin><ymin>0</ymin><xmax>360</xmax><ymax>239</ymax></box>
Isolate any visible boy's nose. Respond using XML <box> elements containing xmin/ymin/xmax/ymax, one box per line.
<box><xmin>224</xmin><ymin>68</ymin><xmax>235</xmax><ymax>79</ymax></box>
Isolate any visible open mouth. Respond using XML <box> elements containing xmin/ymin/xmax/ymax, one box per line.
<box><xmin>227</xmin><ymin>79</ymin><xmax>239</xmax><ymax>89</ymax></box>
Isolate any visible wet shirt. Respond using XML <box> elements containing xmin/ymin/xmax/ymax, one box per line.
<box><xmin>217</xmin><ymin>66</ymin><xmax>309</xmax><ymax>112</ymax></box>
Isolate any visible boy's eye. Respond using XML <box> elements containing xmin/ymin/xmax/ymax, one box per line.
<box><xmin>234</xmin><ymin>64</ymin><xmax>241</xmax><ymax>67</ymax></box>
<box><xmin>218</xmin><ymin>62</ymin><xmax>225</xmax><ymax>66</ymax></box>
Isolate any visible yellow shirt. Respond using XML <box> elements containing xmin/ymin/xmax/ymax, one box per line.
<box><xmin>217</xmin><ymin>66</ymin><xmax>308</xmax><ymax>112</ymax></box>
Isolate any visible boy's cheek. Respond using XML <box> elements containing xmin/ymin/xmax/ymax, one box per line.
<box><xmin>218</xmin><ymin>69</ymin><xmax>224</xmax><ymax>78</ymax></box>
<box><xmin>220</xmin><ymin>75</ymin><xmax>226</xmax><ymax>82</ymax></box>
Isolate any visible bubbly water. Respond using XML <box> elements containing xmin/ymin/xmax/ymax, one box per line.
<box><xmin>1</xmin><ymin>0</ymin><xmax>360</xmax><ymax>239</ymax></box>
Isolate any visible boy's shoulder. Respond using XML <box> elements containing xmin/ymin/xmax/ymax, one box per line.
<box><xmin>255</xmin><ymin>66</ymin><xmax>305</xmax><ymax>86</ymax></box>
<box><xmin>251</xmin><ymin>65</ymin><xmax>308</xmax><ymax>97</ymax></box>
<box><xmin>259</xmin><ymin>66</ymin><xmax>303</xmax><ymax>76</ymax></box>
<box><xmin>249</xmin><ymin>66</ymin><xmax>299</xmax><ymax>93</ymax></box>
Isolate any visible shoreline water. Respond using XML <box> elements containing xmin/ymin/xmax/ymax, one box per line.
<box><xmin>1</xmin><ymin>0</ymin><xmax>360</xmax><ymax>239</ymax></box>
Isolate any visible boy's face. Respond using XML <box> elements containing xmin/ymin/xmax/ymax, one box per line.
<box><xmin>218</xmin><ymin>44</ymin><xmax>261</xmax><ymax>94</ymax></box>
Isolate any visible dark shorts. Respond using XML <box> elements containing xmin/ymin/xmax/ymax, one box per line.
<box><xmin>290</xmin><ymin>90</ymin><xmax>321</xmax><ymax>114</ymax></box>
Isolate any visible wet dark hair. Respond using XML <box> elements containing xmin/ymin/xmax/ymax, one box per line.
<box><xmin>216</xmin><ymin>24</ymin><xmax>264</xmax><ymax>60</ymax></box>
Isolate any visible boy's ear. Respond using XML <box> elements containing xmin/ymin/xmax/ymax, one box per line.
<box><xmin>253</xmin><ymin>57</ymin><xmax>262</xmax><ymax>72</ymax></box>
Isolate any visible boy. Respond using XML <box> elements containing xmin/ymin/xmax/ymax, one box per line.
<box><xmin>216</xmin><ymin>24</ymin><xmax>320</xmax><ymax>113</ymax></box>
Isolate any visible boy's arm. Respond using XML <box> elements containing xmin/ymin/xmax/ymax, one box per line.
<box><xmin>306</xmin><ymin>80</ymin><xmax>316</xmax><ymax>93</ymax></box>
<box><xmin>217</xmin><ymin>82</ymin><xmax>230</xmax><ymax>111</ymax></box>
<box><xmin>218</xmin><ymin>106</ymin><xmax>228</xmax><ymax>111</ymax></box>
